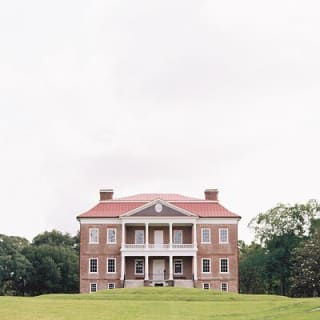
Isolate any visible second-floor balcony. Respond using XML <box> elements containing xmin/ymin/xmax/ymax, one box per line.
<box><xmin>122</xmin><ymin>243</ymin><xmax>196</xmax><ymax>251</ymax></box>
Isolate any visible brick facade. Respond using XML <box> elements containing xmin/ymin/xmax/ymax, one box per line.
<box><xmin>78</xmin><ymin>190</ymin><xmax>240</xmax><ymax>293</ymax></box>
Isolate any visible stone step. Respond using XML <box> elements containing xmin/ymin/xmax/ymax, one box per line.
<box><xmin>124</xmin><ymin>280</ymin><xmax>144</xmax><ymax>288</ymax></box>
<box><xmin>174</xmin><ymin>280</ymin><xmax>194</xmax><ymax>288</ymax></box>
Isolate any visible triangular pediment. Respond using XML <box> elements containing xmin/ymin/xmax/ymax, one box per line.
<box><xmin>120</xmin><ymin>199</ymin><xmax>196</xmax><ymax>217</ymax></box>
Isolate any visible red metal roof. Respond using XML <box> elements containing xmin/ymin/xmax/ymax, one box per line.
<box><xmin>115</xmin><ymin>193</ymin><xmax>202</xmax><ymax>201</ymax></box>
<box><xmin>77</xmin><ymin>193</ymin><xmax>240</xmax><ymax>219</ymax></box>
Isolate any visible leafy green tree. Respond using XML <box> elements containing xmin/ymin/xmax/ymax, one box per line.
<box><xmin>249</xmin><ymin>200</ymin><xmax>320</xmax><ymax>296</ymax></box>
<box><xmin>289</xmin><ymin>232</ymin><xmax>320</xmax><ymax>297</ymax></box>
<box><xmin>0</xmin><ymin>234</ymin><xmax>31</xmax><ymax>295</ymax></box>
<box><xmin>239</xmin><ymin>242</ymin><xmax>267</xmax><ymax>293</ymax></box>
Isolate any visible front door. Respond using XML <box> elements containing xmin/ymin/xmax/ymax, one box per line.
<box><xmin>153</xmin><ymin>259</ymin><xmax>165</xmax><ymax>281</ymax></box>
<box><xmin>154</xmin><ymin>230</ymin><xmax>163</xmax><ymax>248</ymax></box>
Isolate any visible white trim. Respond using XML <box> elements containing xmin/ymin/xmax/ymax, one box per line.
<box><xmin>221</xmin><ymin>282</ymin><xmax>228</xmax><ymax>292</ymax></box>
<box><xmin>219</xmin><ymin>228</ymin><xmax>229</xmax><ymax>244</ymax></box>
<box><xmin>203</xmin><ymin>283</ymin><xmax>210</xmax><ymax>290</ymax></box>
<box><xmin>89</xmin><ymin>258</ymin><xmax>98</xmax><ymax>273</ymax></box>
<box><xmin>107</xmin><ymin>257</ymin><xmax>116</xmax><ymax>274</ymax></box>
<box><xmin>120</xmin><ymin>199</ymin><xmax>198</xmax><ymax>217</ymax></box>
<box><xmin>201</xmin><ymin>258</ymin><xmax>211</xmax><ymax>274</ymax></box>
<box><xmin>89</xmin><ymin>228</ymin><xmax>99</xmax><ymax>244</ymax></box>
<box><xmin>173</xmin><ymin>258</ymin><xmax>183</xmax><ymax>275</ymax></box>
<box><xmin>219</xmin><ymin>258</ymin><xmax>229</xmax><ymax>273</ymax></box>
<box><xmin>107</xmin><ymin>283</ymin><xmax>116</xmax><ymax>289</ymax></box>
<box><xmin>107</xmin><ymin>228</ymin><xmax>117</xmax><ymax>244</ymax></box>
<box><xmin>80</xmin><ymin>218</ymin><xmax>121</xmax><ymax>224</ymax></box>
<box><xmin>201</xmin><ymin>228</ymin><xmax>211</xmax><ymax>244</ymax></box>
<box><xmin>135</xmin><ymin>258</ymin><xmax>144</xmax><ymax>275</ymax></box>
<box><xmin>89</xmin><ymin>283</ymin><xmax>97</xmax><ymax>293</ymax></box>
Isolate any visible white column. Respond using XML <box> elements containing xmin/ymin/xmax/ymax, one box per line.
<box><xmin>169</xmin><ymin>255</ymin><xmax>173</xmax><ymax>280</ymax></box>
<box><xmin>169</xmin><ymin>222</ymin><xmax>173</xmax><ymax>248</ymax></box>
<box><xmin>145</xmin><ymin>222</ymin><xmax>149</xmax><ymax>249</ymax></box>
<box><xmin>145</xmin><ymin>256</ymin><xmax>149</xmax><ymax>280</ymax></box>
<box><xmin>122</xmin><ymin>222</ymin><xmax>125</xmax><ymax>246</ymax></box>
<box><xmin>193</xmin><ymin>254</ymin><xmax>198</xmax><ymax>280</ymax></box>
<box><xmin>193</xmin><ymin>223</ymin><xmax>197</xmax><ymax>246</ymax></box>
<box><xmin>121</xmin><ymin>254</ymin><xmax>125</xmax><ymax>280</ymax></box>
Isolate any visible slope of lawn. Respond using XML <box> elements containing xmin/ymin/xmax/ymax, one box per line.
<box><xmin>0</xmin><ymin>288</ymin><xmax>319</xmax><ymax>320</ymax></box>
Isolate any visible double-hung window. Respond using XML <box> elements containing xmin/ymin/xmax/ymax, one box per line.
<box><xmin>107</xmin><ymin>258</ymin><xmax>116</xmax><ymax>273</ymax></box>
<box><xmin>90</xmin><ymin>283</ymin><xmax>97</xmax><ymax>293</ymax></box>
<box><xmin>89</xmin><ymin>228</ymin><xmax>99</xmax><ymax>244</ymax></box>
<box><xmin>174</xmin><ymin>259</ymin><xmax>183</xmax><ymax>274</ymax></box>
<box><xmin>107</xmin><ymin>228</ymin><xmax>117</xmax><ymax>244</ymax></box>
<box><xmin>221</xmin><ymin>283</ymin><xmax>228</xmax><ymax>292</ymax></box>
<box><xmin>220</xmin><ymin>258</ymin><xmax>229</xmax><ymax>273</ymax></box>
<box><xmin>135</xmin><ymin>230</ymin><xmax>144</xmax><ymax>244</ymax></box>
<box><xmin>202</xmin><ymin>258</ymin><xmax>211</xmax><ymax>273</ymax></box>
<box><xmin>173</xmin><ymin>230</ymin><xmax>183</xmax><ymax>244</ymax></box>
<box><xmin>219</xmin><ymin>228</ymin><xmax>229</xmax><ymax>244</ymax></box>
<box><xmin>135</xmin><ymin>259</ymin><xmax>144</xmax><ymax>275</ymax></box>
<box><xmin>89</xmin><ymin>258</ymin><xmax>98</xmax><ymax>273</ymax></box>
<box><xmin>201</xmin><ymin>228</ymin><xmax>211</xmax><ymax>244</ymax></box>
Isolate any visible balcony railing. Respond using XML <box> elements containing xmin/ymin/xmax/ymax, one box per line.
<box><xmin>122</xmin><ymin>243</ymin><xmax>196</xmax><ymax>250</ymax></box>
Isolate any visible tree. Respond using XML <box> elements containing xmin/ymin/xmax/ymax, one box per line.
<box><xmin>249</xmin><ymin>200</ymin><xmax>320</xmax><ymax>296</ymax></box>
<box><xmin>0</xmin><ymin>234</ymin><xmax>32</xmax><ymax>295</ymax></box>
<box><xmin>239</xmin><ymin>242</ymin><xmax>267</xmax><ymax>293</ymax></box>
<box><xmin>290</xmin><ymin>232</ymin><xmax>320</xmax><ymax>297</ymax></box>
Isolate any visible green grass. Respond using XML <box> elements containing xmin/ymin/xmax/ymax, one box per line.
<box><xmin>0</xmin><ymin>288</ymin><xmax>319</xmax><ymax>320</ymax></box>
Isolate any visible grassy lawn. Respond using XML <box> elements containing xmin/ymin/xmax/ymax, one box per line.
<box><xmin>0</xmin><ymin>288</ymin><xmax>319</xmax><ymax>320</ymax></box>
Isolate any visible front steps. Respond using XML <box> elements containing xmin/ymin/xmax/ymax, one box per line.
<box><xmin>124</xmin><ymin>280</ymin><xmax>144</xmax><ymax>288</ymax></box>
<box><xmin>174</xmin><ymin>280</ymin><xmax>194</xmax><ymax>288</ymax></box>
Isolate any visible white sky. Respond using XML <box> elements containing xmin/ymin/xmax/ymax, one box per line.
<box><xmin>1</xmin><ymin>1</ymin><xmax>320</xmax><ymax>243</ymax></box>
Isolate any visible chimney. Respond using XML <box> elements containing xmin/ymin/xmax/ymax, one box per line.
<box><xmin>204</xmin><ymin>189</ymin><xmax>219</xmax><ymax>201</ymax></box>
<box><xmin>100</xmin><ymin>189</ymin><xmax>114</xmax><ymax>201</ymax></box>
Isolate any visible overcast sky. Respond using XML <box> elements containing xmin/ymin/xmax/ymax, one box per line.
<box><xmin>1</xmin><ymin>1</ymin><xmax>320</xmax><ymax>243</ymax></box>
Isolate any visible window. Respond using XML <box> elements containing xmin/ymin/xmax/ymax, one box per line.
<box><xmin>202</xmin><ymin>258</ymin><xmax>211</xmax><ymax>273</ymax></box>
<box><xmin>107</xmin><ymin>283</ymin><xmax>115</xmax><ymax>290</ymax></box>
<box><xmin>201</xmin><ymin>228</ymin><xmax>210</xmax><ymax>243</ymax></box>
<box><xmin>90</xmin><ymin>283</ymin><xmax>97</xmax><ymax>293</ymax></box>
<box><xmin>89</xmin><ymin>228</ymin><xmax>99</xmax><ymax>244</ymax></box>
<box><xmin>221</xmin><ymin>283</ymin><xmax>228</xmax><ymax>292</ymax></box>
<box><xmin>135</xmin><ymin>259</ymin><xmax>144</xmax><ymax>274</ymax></box>
<box><xmin>107</xmin><ymin>258</ymin><xmax>116</xmax><ymax>273</ymax></box>
<box><xmin>107</xmin><ymin>228</ymin><xmax>117</xmax><ymax>244</ymax></box>
<box><xmin>219</xmin><ymin>228</ymin><xmax>229</xmax><ymax>244</ymax></box>
<box><xmin>203</xmin><ymin>283</ymin><xmax>210</xmax><ymax>290</ymax></box>
<box><xmin>89</xmin><ymin>258</ymin><xmax>98</xmax><ymax>273</ymax></box>
<box><xmin>174</xmin><ymin>259</ymin><xmax>183</xmax><ymax>274</ymax></box>
<box><xmin>173</xmin><ymin>230</ymin><xmax>183</xmax><ymax>244</ymax></box>
<box><xmin>135</xmin><ymin>230</ymin><xmax>144</xmax><ymax>244</ymax></box>
<box><xmin>220</xmin><ymin>258</ymin><xmax>229</xmax><ymax>273</ymax></box>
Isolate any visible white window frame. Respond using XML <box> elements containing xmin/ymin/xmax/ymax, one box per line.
<box><xmin>173</xmin><ymin>258</ymin><xmax>183</xmax><ymax>275</ymax></box>
<box><xmin>203</xmin><ymin>283</ymin><xmax>210</xmax><ymax>290</ymax></box>
<box><xmin>221</xmin><ymin>282</ymin><xmax>228</xmax><ymax>292</ymax></box>
<box><xmin>135</xmin><ymin>259</ymin><xmax>144</xmax><ymax>275</ymax></box>
<box><xmin>107</xmin><ymin>228</ymin><xmax>117</xmax><ymax>244</ymax></box>
<box><xmin>173</xmin><ymin>230</ymin><xmax>183</xmax><ymax>244</ymax></box>
<box><xmin>201</xmin><ymin>228</ymin><xmax>211</xmax><ymax>244</ymax></box>
<box><xmin>90</xmin><ymin>283</ymin><xmax>97</xmax><ymax>293</ymax></box>
<box><xmin>89</xmin><ymin>258</ymin><xmax>98</xmax><ymax>273</ymax></box>
<box><xmin>107</xmin><ymin>283</ymin><xmax>116</xmax><ymax>290</ymax></box>
<box><xmin>219</xmin><ymin>228</ymin><xmax>229</xmax><ymax>244</ymax></box>
<box><xmin>135</xmin><ymin>230</ymin><xmax>145</xmax><ymax>244</ymax></box>
<box><xmin>89</xmin><ymin>228</ymin><xmax>99</xmax><ymax>244</ymax></box>
<box><xmin>107</xmin><ymin>258</ymin><xmax>116</xmax><ymax>274</ymax></box>
<box><xmin>201</xmin><ymin>258</ymin><xmax>211</xmax><ymax>274</ymax></box>
<box><xmin>220</xmin><ymin>258</ymin><xmax>229</xmax><ymax>273</ymax></box>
